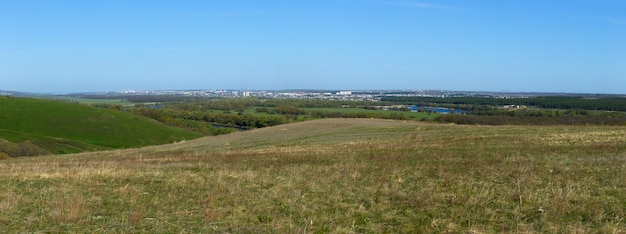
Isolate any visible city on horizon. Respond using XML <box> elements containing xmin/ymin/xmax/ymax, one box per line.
<box><xmin>3</xmin><ymin>88</ymin><xmax>625</xmax><ymax>98</ymax></box>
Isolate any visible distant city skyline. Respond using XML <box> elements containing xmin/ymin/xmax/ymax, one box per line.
<box><xmin>1</xmin><ymin>0</ymin><xmax>625</xmax><ymax>94</ymax></box>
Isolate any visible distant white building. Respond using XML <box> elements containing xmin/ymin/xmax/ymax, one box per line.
<box><xmin>337</xmin><ymin>91</ymin><xmax>352</xmax><ymax>95</ymax></box>
<box><xmin>503</xmin><ymin>105</ymin><xmax>528</xmax><ymax>110</ymax></box>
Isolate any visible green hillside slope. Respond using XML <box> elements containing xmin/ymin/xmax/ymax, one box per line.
<box><xmin>0</xmin><ymin>97</ymin><xmax>202</xmax><ymax>155</ymax></box>
<box><xmin>0</xmin><ymin>129</ymin><xmax>109</xmax><ymax>155</ymax></box>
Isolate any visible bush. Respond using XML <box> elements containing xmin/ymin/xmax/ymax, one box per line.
<box><xmin>274</xmin><ymin>106</ymin><xmax>306</xmax><ymax>115</ymax></box>
<box><xmin>14</xmin><ymin>141</ymin><xmax>49</xmax><ymax>157</ymax></box>
<box><xmin>255</xmin><ymin>107</ymin><xmax>270</xmax><ymax>113</ymax></box>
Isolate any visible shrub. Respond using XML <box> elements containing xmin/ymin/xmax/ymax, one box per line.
<box><xmin>274</xmin><ymin>106</ymin><xmax>306</xmax><ymax>115</ymax></box>
<box><xmin>15</xmin><ymin>141</ymin><xmax>49</xmax><ymax>157</ymax></box>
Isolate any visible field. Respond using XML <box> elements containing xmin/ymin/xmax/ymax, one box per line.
<box><xmin>53</xmin><ymin>97</ymin><xmax>135</xmax><ymax>106</ymax></box>
<box><xmin>1</xmin><ymin>118</ymin><xmax>625</xmax><ymax>232</ymax></box>
<box><xmin>0</xmin><ymin>97</ymin><xmax>202</xmax><ymax>155</ymax></box>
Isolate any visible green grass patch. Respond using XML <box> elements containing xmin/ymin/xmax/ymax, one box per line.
<box><xmin>0</xmin><ymin>129</ymin><xmax>109</xmax><ymax>155</ymax></box>
<box><xmin>0</xmin><ymin>97</ymin><xmax>202</xmax><ymax>154</ymax></box>
<box><xmin>52</xmin><ymin>97</ymin><xmax>135</xmax><ymax>106</ymax></box>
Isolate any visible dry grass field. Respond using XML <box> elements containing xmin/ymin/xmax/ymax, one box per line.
<box><xmin>1</xmin><ymin>119</ymin><xmax>625</xmax><ymax>233</ymax></box>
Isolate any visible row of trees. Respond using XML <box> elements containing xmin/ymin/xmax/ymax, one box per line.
<box><xmin>434</xmin><ymin>114</ymin><xmax>626</xmax><ymax>126</ymax></box>
<box><xmin>129</xmin><ymin>103</ymin><xmax>413</xmax><ymax>134</ymax></box>
<box><xmin>383</xmin><ymin>96</ymin><xmax>626</xmax><ymax>112</ymax></box>
<box><xmin>473</xmin><ymin>109</ymin><xmax>626</xmax><ymax>118</ymax></box>
<box><xmin>309</xmin><ymin>111</ymin><xmax>408</xmax><ymax>120</ymax></box>
<box><xmin>90</xmin><ymin>94</ymin><xmax>626</xmax><ymax>112</ymax></box>
<box><xmin>383</xmin><ymin>96</ymin><xmax>626</xmax><ymax>126</ymax></box>
<box><xmin>169</xmin><ymin>98</ymin><xmax>382</xmax><ymax>113</ymax></box>
<box><xmin>257</xmin><ymin>106</ymin><xmax>307</xmax><ymax>115</ymax></box>
<box><xmin>96</xmin><ymin>96</ymin><xmax>626</xmax><ymax>130</ymax></box>
<box><xmin>131</xmin><ymin>107</ymin><xmax>291</xmax><ymax>133</ymax></box>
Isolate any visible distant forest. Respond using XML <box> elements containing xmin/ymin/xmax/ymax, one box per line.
<box><xmin>87</xmin><ymin>94</ymin><xmax>626</xmax><ymax>128</ymax></box>
<box><xmin>382</xmin><ymin>96</ymin><xmax>626</xmax><ymax>112</ymax></box>
<box><xmin>84</xmin><ymin>94</ymin><xmax>626</xmax><ymax>112</ymax></box>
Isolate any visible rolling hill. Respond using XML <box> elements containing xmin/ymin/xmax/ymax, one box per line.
<box><xmin>1</xmin><ymin>118</ymin><xmax>625</xmax><ymax>232</ymax></box>
<box><xmin>0</xmin><ymin>96</ymin><xmax>202</xmax><ymax>155</ymax></box>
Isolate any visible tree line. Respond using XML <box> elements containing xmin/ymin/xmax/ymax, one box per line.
<box><xmin>130</xmin><ymin>107</ymin><xmax>290</xmax><ymax>134</ymax></box>
<box><xmin>433</xmin><ymin>114</ymin><xmax>626</xmax><ymax>126</ymax></box>
<box><xmin>92</xmin><ymin>96</ymin><xmax>626</xmax><ymax>129</ymax></box>
<box><xmin>383</xmin><ymin>96</ymin><xmax>626</xmax><ymax>112</ymax></box>
<box><xmin>129</xmin><ymin>104</ymin><xmax>410</xmax><ymax>134</ymax></box>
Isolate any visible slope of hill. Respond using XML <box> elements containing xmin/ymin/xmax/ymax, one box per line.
<box><xmin>1</xmin><ymin>119</ymin><xmax>626</xmax><ymax>232</ymax></box>
<box><xmin>0</xmin><ymin>129</ymin><xmax>109</xmax><ymax>155</ymax></box>
<box><xmin>0</xmin><ymin>97</ymin><xmax>202</xmax><ymax>155</ymax></box>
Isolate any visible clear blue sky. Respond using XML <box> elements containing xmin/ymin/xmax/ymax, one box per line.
<box><xmin>1</xmin><ymin>0</ymin><xmax>625</xmax><ymax>93</ymax></box>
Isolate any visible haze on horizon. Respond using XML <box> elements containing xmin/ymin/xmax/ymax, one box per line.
<box><xmin>1</xmin><ymin>0</ymin><xmax>625</xmax><ymax>94</ymax></box>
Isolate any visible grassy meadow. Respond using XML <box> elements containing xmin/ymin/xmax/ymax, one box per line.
<box><xmin>0</xmin><ymin>97</ymin><xmax>202</xmax><ymax>155</ymax></box>
<box><xmin>54</xmin><ymin>97</ymin><xmax>135</xmax><ymax>106</ymax></box>
<box><xmin>1</xmin><ymin>119</ymin><xmax>625</xmax><ymax>232</ymax></box>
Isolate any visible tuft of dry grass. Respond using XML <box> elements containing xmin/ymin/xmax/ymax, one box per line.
<box><xmin>50</xmin><ymin>193</ymin><xmax>88</xmax><ymax>224</ymax></box>
<box><xmin>0</xmin><ymin>119</ymin><xmax>625</xmax><ymax>232</ymax></box>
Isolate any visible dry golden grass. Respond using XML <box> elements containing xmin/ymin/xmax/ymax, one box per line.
<box><xmin>0</xmin><ymin>119</ymin><xmax>625</xmax><ymax>232</ymax></box>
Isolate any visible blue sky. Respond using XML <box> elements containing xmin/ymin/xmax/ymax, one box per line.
<box><xmin>1</xmin><ymin>0</ymin><xmax>625</xmax><ymax>93</ymax></box>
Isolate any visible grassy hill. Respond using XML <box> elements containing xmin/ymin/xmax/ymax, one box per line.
<box><xmin>0</xmin><ymin>97</ymin><xmax>202</xmax><ymax>155</ymax></box>
<box><xmin>0</xmin><ymin>129</ymin><xmax>110</xmax><ymax>155</ymax></box>
<box><xmin>1</xmin><ymin>119</ymin><xmax>625</xmax><ymax>232</ymax></box>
